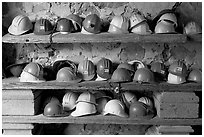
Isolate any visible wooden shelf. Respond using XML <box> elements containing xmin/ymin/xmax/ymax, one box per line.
<box><xmin>2</xmin><ymin>114</ymin><xmax>202</xmax><ymax>125</ymax></box>
<box><xmin>2</xmin><ymin>33</ymin><xmax>187</xmax><ymax>43</ymax></box>
<box><xmin>2</xmin><ymin>77</ymin><xmax>202</xmax><ymax>92</ymax></box>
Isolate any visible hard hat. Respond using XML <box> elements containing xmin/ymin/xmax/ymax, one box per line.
<box><xmin>62</xmin><ymin>92</ymin><xmax>79</xmax><ymax>111</ymax></box>
<box><xmin>96</xmin><ymin>58</ymin><xmax>113</xmax><ymax>80</ymax></box>
<box><xmin>67</xmin><ymin>14</ymin><xmax>83</xmax><ymax>32</ymax></box>
<box><xmin>168</xmin><ymin>60</ymin><xmax>187</xmax><ymax>77</ymax></box>
<box><xmin>129</xmin><ymin>13</ymin><xmax>146</xmax><ymax>30</ymax></box>
<box><xmin>184</xmin><ymin>21</ymin><xmax>202</xmax><ymax>35</ymax></box>
<box><xmin>158</xmin><ymin>13</ymin><xmax>177</xmax><ymax>27</ymax></box>
<box><xmin>34</xmin><ymin>18</ymin><xmax>53</xmax><ymax>35</ymax></box>
<box><xmin>122</xmin><ymin>91</ymin><xmax>137</xmax><ymax>106</ymax></box>
<box><xmin>56</xmin><ymin>18</ymin><xmax>75</xmax><ymax>34</ymax></box>
<box><xmin>43</xmin><ymin>102</ymin><xmax>69</xmax><ymax>117</ymax></box>
<box><xmin>94</xmin><ymin>91</ymin><xmax>112</xmax><ymax>100</ymax></box>
<box><xmin>131</xmin><ymin>21</ymin><xmax>152</xmax><ymax>35</ymax></box>
<box><xmin>110</xmin><ymin>68</ymin><xmax>132</xmax><ymax>83</ymax></box>
<box><xmin>108</xmin><ymin>15</ymin><xmax>129</xmax><ymax>34</ymax></box>
<box><xmin>53</xmin><ymin>60</ymin><xmax>77</xmax><ymax>75</ymax></box>
<box><xmin>76</xmin><ymin>92</ymin><xmax>97</xmax><ymax>105</ymax></box>
<box><xmin>129</xmin><ymin>101</ymin><xmax>147</xmax><ymax>118</ymax></box>
<box><xmin>138</xmin><ymin>97</ymin><xmax>154</xmax><ymax>109</ymax></box>
<box><xmin>56</xmin><ymin>67</ymin><xmax>81</xmax><ymax>83</ymax></box>
<box><xmin>71</xmin><ymin>101</ymin><xmax>97</xmax><ymax>117</ymax></box>
<box><xmin>167</xmin><ymin>72</ymin><xmax>186</xmax><ymax>84</ymax></box>
<box><xmin>77</xmin><ymin>59</ymin><xmax>96</xmax><ymax>81</ymax></box>
<box><xmin>8</xmin><ymin>14</ymin><xmax>33</xmax><ymax>35</ymax></box>
<box><xmin>117</xmin><ymin>62</ymin><xmax>135</xmax><ymax>73</ymax></box>
<box><xmin>150</xmin><ymin>61</ymin><xmax>166</xmax><ymax>81</ymax></box>
<box><xmin>103</xmin><ymin>99</ymin><xmax>128</xmax><ymax>117</ymax></box>
<box><xmin>42</xmin><ymin>96</ymin><xmax>60</xmax><ymax>110</ymax></box>
<box><xmin>133</xmin><ymin>68</ymin><xmax>154</xmax><ymax>83</ymax></box>
<box><xmin>154</xmin><ymin>20</ymin><xmax>176</xmax><ymax>34</ymax></box>
<box><xmin>82</xmin><ymin>14</ymin><xmax>101</xmax><ymax>34</ymax></box>
<box><xmin>19</xmin><ymin>71</ymin><xmax>44</xmax><ymax>82</ymax></box>
<box><xmin>187</xmin><ymin>69</ymin><xmax>202</xmax><ymax>83</ymax></box>
<box><xmin>96</xmin><ymin>97</ymin><xmax>111</xmax><ymax>114</ymax></box>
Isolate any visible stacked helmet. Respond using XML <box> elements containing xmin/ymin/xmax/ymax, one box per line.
<box><xmin>168</xmin><ymin>60</ymin><xmax>187</xmax><ymax>77</ymax></box>
<box><xmin>76</xmin><ymin>92</ymin><xmax>97</xmax><ymax>105</ymax></box>
<box><xmin>133</xmin><ymin>68</ymin><xmax>154</xmax><ymax>83</ymax></box>
<box><xmin>8</xmin><ymin>14</ymin><xmax>33</xmax><ymax>35</ymax></box>
<box><xmin>129</xmin><ymin>13</ymin><xmax>146</xmax><ymax>30</ymax></box>
<box><xmin>53</xmin><ymin>60</ymin><xmax>77</xmax><ymax>75</ymax></box>
<box><xmin>129</xmin><ymin>101</ymin><xmax>147</xmax><ymax>118</ymax></box>
<box><xmin>96</xmin><ymin>58</ymin><xmax>113</xmax><ymax>80</ymax></box>
<box><xmin>103</xmin><ymin>99</ymin><xmax>128</xmax><ymax>117</ymax></box>
<box><xmin>67</xmin><ymin>14</ymin><xmax>83</xmax><ymax>32</ymax></box>
<box><xmin>157</xmin><ymin>13</ymin><xmax>178</xmax><ymax>27</ymax></box>
<box><xmin>108</xmin><ymin>15</ymin><xmax>129</xmax><ymax>34</ymax></box>
<box><xmin>155</xmin><ymin>21</ymin><xmax>176</xmax><ymax>34</ymax></box>
<box><xmin>187</xmin><ymin>69</ymin><xmax>202</xmax><ymax>83</ymax></box>
<box><xmin>56</xmin><ymin>67</ymin><xmax>81</xmax><ymax>83</ymax></box>
<box><xmin>138</xmin><ymin>97</ymin><xmax>154</xmax><ymax>109</ymax></box>
<box><xmin>184</xmin><ymin>21</ymin><xmax>202</xmax><ymax>35</ymax></box>
<box><xmin>82</xmin><ymin>14</ymin><xmax>101</xmax><ymax>34</ymax></box>
<box><xmin>167</xmin><ymin>73</ymin><xmax>186</xmax><ymax>84</ymax></box>
<box><xmin>56</xmin><ymin>18</ymin><xmax>75</xmax><ymax>34</ymax></box>
<box><xmin>110</xmin><ymin>68</ymin><xmax>132</xmax><ymax>83</ymax></box>
<box><xmin>19</xmin><ymin>62</ymin><xmax>45</xmax><ymax>82</ymax></box>
<box><xmin>62</xmin><ymin>92</ymin><xmax>79</xmax><ymax>111</ymax></box>
<box><xmin>34</xmin><ymin>18</ymin><xmax>53</xmax><ymax>35</ymax></box>
<box><xmin>78</xmin><ymin>59</ymin><xmax>96</xmax><ymax>81</ymax></box>
<box><xmin>117</xmin><ymin>62</ymin><xmax>135</xmax><ymax>73</ymax></box>
<box><xmin>122</xmin><ymin>91</ymin><xmax>137</xmax><ymax>106</ymax></box>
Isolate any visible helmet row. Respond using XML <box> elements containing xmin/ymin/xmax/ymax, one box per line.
<box><xmin>43</xmin><ymin>91</ymin><xmax>155</xmax><ymax>118</ymax></box>
<box><xmin>8</xmin><ymin>13</ymin><xmax>201</xmax><ymax>36</ymax></box>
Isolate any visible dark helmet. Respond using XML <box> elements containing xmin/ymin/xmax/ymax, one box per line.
<box><xmin>133</xmin><ymin>68</ymin><xmax>155</xmax><ymax>83</ymax></box>
<box><xmin>110</xmin><ymin>68</ymin><xmax>132</xmax><ymax>83</ymax></box>
<box><xmin>187</xmin><ymin>69</ymin><xmax>202</xmax><ymax>83</ymax></box>
<box><xmin>82</xmin><ymin>14</ymin><xmax>101</xmax><ymax>34</ymax></box>
<box><xmin>56</xmin><ymin>18</ymin><xmax>75</xmax><ymax>34</ymax></box>
<box><xmin>96</xmin><ymin>58</ymin><xmax>113</xmax><ymax>80</ymax></box>
<box><xmin>67</xmin><ymin>14</ymin><xmax>83</xmax><ymax>32</ymax></box>
<box><xmin>150</xmin><ymin>61</ymin><xmax>167</xmax><ymax>81</ymax></box>
<box><xmin>129</xmin><ymin>101</ymin><xmax>147</xmax><ymax>118</ymax></box>
<box><xmin>34</xmin><ymin>18</ymin><xmax>53</xmax><ymax>35</ymax></box>
<box><xmin>43</xmin><ymin>102</ymin><xmax>68</xmax><ymax>117</ymax></box>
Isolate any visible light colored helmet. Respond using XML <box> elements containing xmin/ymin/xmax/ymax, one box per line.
<box><xmin>8</xmin><ymin>14</ymin><xmax>33</xmax><ymax>35</ymax></box>
<box><xmin>155</xmin><ymin>21</ymin><xmax>176</xmax><ymax>34</ymax></box>
<box><xmin>129</xmin><ymin>13</ymin><xmax>146</xmax><ymax>29</ymax></box>
<box><xmin>62</xmin><ymin>92</ymin><xmax>79</xmax><ymax>111</ymax></box>
<box><xmin>110</xmin><ymin>68</ymin><xmax>132</xmax><ymax>83</ymax></box>
<box><xmin>158</xmin><ymin>13</ymin><xmax>177</xmax><ymax>27</ymax></box>
<box><xmin>78</xmin><ymin>59</ymin><xmax>96</xmax><ymax>81</ymax></box>
<box><xmin>71</xmin><ymin>101</ymin><xmax>97</xmax><ymax>117</ymax></box>
<box><xmin>103</xmin><ymin>99</ymin><xmax>128</xmax><ymax>117</ymax></box>
<box><xmin>184</xmin><ymin>21</ymin><xmax>202</xmax><ymax>35</ymax></box>
<box><xmin>108</xmin><ymin>15</ymin><xmax>129</xmax><ymax>34</ymax></box>
<box><xmin>20</xmin><ymin>71</ymin><xmax>44</xmax><ymax>82</ymax></box>
<box><xmin>167</xmin><ymin>73</ymin><xmax>186</xmax><ymax>84</ymax></box>
<box><xmin>133</xmin><ymin>68</ymin><xmax>154</xmax><ymax>83</ymax></box>
<box><xmin>138</xmin><ymin>97</ymin><xmax>154</xmax><ymax>109</ymax></box>
<box><xmin>96</xmin><ymin>97</ymin><xmax>111</xmax><ymax>114</ymax></box>
<box><xmin>131</xmin><ymin>21</ymin><xmax>152</xmax><ymax>35</ymax></box>
<box><xmin>187</xmin><ymin>69</ymin><xmax>202</xmax><ymax>83</ymax></box>
<box><xmin>76</xmin><ymin>92</ymin><xmax>97</xmax><ymax>105</ymax></box>
<box><xmin>122</xmin><ymin>91</ymin><xmax>137</xmax><ymax>106</ymax></box>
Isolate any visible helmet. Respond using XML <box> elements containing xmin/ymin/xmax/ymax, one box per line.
<box><xmin>42</xmin><ymin>96</ymin><xmax>60</xmax><ymax>110</ymax></box>
<box><xmin>168</xmin><ymin>60</ymin><xmax>187</xmax><ymax>77</ymax></box>
<box><xmin>34</xmin><ymin>18</ymin><xmax>53</xmax><ymax>35</ymax></box>
<box><xmin>96</xmin><ymin>97</ymin><xmax>111</xmax><ymax>114</ymax></box>
<box><xmin>138</xmin><ymin>97</ymin><xmax>154</xmax><ymax>109</ymax></box>
<box><xmin>150</xmin><ymin>61</ymin><xmax>166</xmax><ymax>80</ymax></box>
<box><xmin>187</xmin><ymin>69</ymin><xmax>202</xmax><ymax>83</ymax></box>
<box><xmin>122</xmin><ymin>91</ymin><xmax>137</xmax><ymax>106</ymax></box>
<box><xmin>56</xmin><ymin>18</ymin><xmax>75</xmax><ymax>34</ymax></box>
<box><xmin>71</xmin><ymin>101</ymin><xmax>97</xmax><ymax>117</ymax></box>
<box><xmin>184</xmin><ymin>21</ymin><xmax>202</xmax><ymax>35</ymax></box>
<box><xmin>8</xmin><ymin>15</ymin><xmax>33</xmax><ymax>35</ymax></box>
<box><xmin>108</xmin><ymin>15</ymin><xmax>129</xmax><ymax>34</ymax></box>
<box><xmin>67</xmin><ymin>14</ymin><xmax>83</xmax><ymax>32</ymax></box>
<box><xmin>133</xmin><ymin>68</ymin><xmax>154</xmax><ymax>83</ymax></box>
<box><xmin>103</xmin><ymin>99</ymin><xmax>128</xmax><ymax>117</ymax></box>
<box><xmin>129</xmin><ymin>101</ymin><xmax>147</xmax><ymax>118</ymax></box>
<box><xmin>76</xmin><ymin>92</ymin><xmax>97</xmax><ymax>105</ymax></box>
<box><xmin>77</xmin><ymin>59</ymin><xmax>96</xmax><ymax>81</ymax></box>
<box><xmin>117</xmin><ymin>62</ymin><xmax>135</xmax><ymax>72</ymax></box>
<box><xmin>96</xmin><ymin>58</ymin><xmax>113</xmax><ymax>80</ymax></box>
<box><xmin>82</xmin><ymin>14</ymin><xmax>101</xmax><ymax>34</ymax></box>
<box><xmin>167</xmin><ymin>73</ymin><xmax>186</xmax><ymax>84</ymax></box>
<box><xmin>43</xmin><ymin>102</ymin><xmax>69</xmax><ymax>117</ymax></box>
<box><xmin>131</xmin><ymin>21</ymin><xmax>152</xmax><ymax>35</ymax></box>
<box><xmin>62</xmin><ymin>92</ymin><xmax>79</xmax><ymax>111</ymax></box>
<box><xmin>155</xmin><ymin>21</ymin><xmax>176</xmax><ymax>34</ymax></box>
<box><xmin>56</xmin><ymin>67</ymin><xmax>81</xmax><ymax>83</ymax></box>
<box><xmin>110</xmin><ymin>68</ymin><xmax>132</xmax><ymax>83</ymax></box>
<box><xmin>158</xmin><ymin>13</ymin><xmax>177</xmax><ymax>27</ymax></box>
<box><xmin>129</xmin><ymin>13</ymin><xmax>146</xmax><ymax>29</ymax></box>
<box><xmin>53</xmin><ymin>60</ymin><xmax>77</xmax><ymax>74</ymax></box>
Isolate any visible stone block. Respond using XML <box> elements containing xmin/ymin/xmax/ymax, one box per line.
<box><xmin>3</xmin><ymin>123</ymin><xmax>34</xmax><ymax>135</ymax></box>
<box><xmin>158</xmin><ymin>126</ymin><xmax>194</xmax><ymax>135</ymax></box>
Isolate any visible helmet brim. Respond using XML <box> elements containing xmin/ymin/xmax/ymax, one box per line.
<box><xmin>71</xmin><ymin>109</ymin><xmax>96</xmax><ymax>117</ymax></box>
<box><xmin>8</xmin><ymin>25</ymin><xmax>32</xmax><ymax>36</ymax></box>
<box><xmin>6</xmin><ymin>62</ymin><xmax>28</xmax><ymax>71</ymax></box>
<box><xmin>102</xmin><ymin>111</ymin><xmax>128</xmax><ymax>118</ymax></box>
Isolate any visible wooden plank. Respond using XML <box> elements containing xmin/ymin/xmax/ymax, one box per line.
<box><xmin>2</xmin><ymin>123</ymin><xmax>34</xmax><ymax>129</ymax></box>
<box><xmin>187</xmin><ymin>34</ymin><xmax>202</xmax><ymax>42</ymax></box>
<box><xmin>158</xmin><ymin>126</ymin><xmax>194</xmax><ymax>133</ymax></box>
<box><xmin>2</xmin><ymin>77</ymin><xmax>202</xmax><ymax>92</ymax></box>
<box><xmin>2</xmin><ymin>114</ymin><xmax>202</xmax><ymax>125</ymax></box>
<box><xmin>2</xmin><ymin>33</ymin><xmax>187</xmax><ymax>43</ymax></box>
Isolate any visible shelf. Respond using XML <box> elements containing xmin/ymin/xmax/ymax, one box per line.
<box><xmin>2</xmin><ymin>77</ymin><xmax>202</xmax><ymax>92</ymax></box>
<box><xmin>2</xmin><ymin>114</ymin><xmax>202</xmax><ymax>125</ymax></box>
<box><xmin>2</xmin><ymin>33</ymin><xmax>187</xmax><ymax>43</ymax></box>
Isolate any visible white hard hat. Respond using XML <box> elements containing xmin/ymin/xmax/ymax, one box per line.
<box><xmin>62</xmin><ymin>92</ymin><xmax>79</xmax><ymax>111</ymax></box>
<box><xmin>167</xmin><ymin>72</ymin><xmax>186</xmax><ymax>84</ymax></box>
